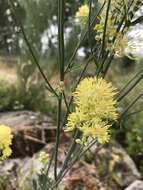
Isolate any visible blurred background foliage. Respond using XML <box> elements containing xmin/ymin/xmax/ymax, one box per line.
<box><xmin>0</xmin><ymin>0</ymin><xmax>143</xmax><ymax>175</ymax></box>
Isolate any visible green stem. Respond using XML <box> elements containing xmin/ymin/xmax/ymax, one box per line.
<box><xmin>53</xmin><ymin>57</ymin><xmax>92</xmax><ymax>182</ymax></box>
<box><xmin>102</xmin><ymin>53</ymin><xmax>114</xmax><ymax>78</ymax></box>
<box><xmin>88</xmin><ymin>0</ymin><xmax>97</xmax><ymax>66</ymax></box>
<box><xmin>101</xmin><ymin>0</ymin><xmax>111</xmax><ymax>58</ymax></box>
<box><xmin>119</xmin><ymin>92</ymin><xmax>143</xmax><ymax>119</ymax></box>
<box><xmin>64</xmin><ymin>1</ymin><xmax>106</xmax><ymax>73</ymax></box>
<box><xmin>117</xmin><ymin>73</ymin><xmax>143</xmax><ymax>102</ymax></box>
<box><xmin>54</xmin><ymin>0</ymin><xmax>65</xmax><ymax>181</ymax></box>
<box><xmin>54</xmin><ymin>97</ymin><xmax>62</xmax><ymax>180</ymax></box>
<box><xmin>52</xmin><ymin>140</ymin><xmax>97</xmax><ymax>189</ymax></box>
<box><xmin>46</xmin><ymin>149</ymin><xmax>55</xmax><ymax>176</ymax></box>
<box><xmin>118</xmin><ymin>69</ymin><xmax>143</xmax><ymax>97</ymax></box>
<box><xmin>58</xmin><ymin>1</ymin><xmax>65</xmax><ymax>80</ymax></box>
<box><xmin>62</xmin><ymin>91</ymin><xmax>70</xmax><ymax>113</ymax></box>
<box><xmin>96</xmin><ymin>51</ymin><xmax>109</xmax><ymax>76</ymax></box>
<box><xmin>61</xmin><ymin>56</ymin><xmax>92</xmax><ymax>130</ymax></box>
<box><xmin>57</xmin><ymin>130</ymin><xmax>79</xmax><ymax>179</ymax></box>
<box><xmin>123</xmin><ymin>108</ymin><xmax>143</xmax><ymax>118</ymax></box>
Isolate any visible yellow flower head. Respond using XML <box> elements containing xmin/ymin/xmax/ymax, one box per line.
<box><xmin>73</xmin><ymin>77</ymin><xmax>118</xmax><ymax>120</ymax></box>
<box><xmin>94</xmin><ymin>0</ymin><xmax>140</xmax><ymax>57</ymax></box>
<box><xmin>76</xmin><ymin>121</ymin><xmax>111</xmax><ymax>145</ymax></box>
<box><xmin>66</xmin><ymin>77</ymin><xmax>118</xmax><ymax>145</ymax></box>
<box><xmin>0</xmin><ymin>125</ymin><xmax>13</xmax><ymax>160</ymax></box>
<box><xmin>94</xmin><ymin>14</ymin><xmax>129</xmax><ymax>56</ymax></box>
<box><xmin>75</xmin><ymin>4</ymin><xmax>89</xmax><ymax>25</ymax></box>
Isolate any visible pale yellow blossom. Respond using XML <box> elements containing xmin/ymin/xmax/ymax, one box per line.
<box><xmin>94</xmin><ymin>0</ymin><xmax>140</xmax><ymax>56</ymax></box>
<box><xmin>0</xmin><ymin>125</ymin><xmax>13</xmax><ymax>160</ymax></box>
<box><xmin>66</xmin><ymin>77</ymin><xmax>118</xmax><ymax>145</ymax></box>
<box><xmin>75</xmin><ymin>4</ymin><xmax>89</xmax><ymax>25</ymax></box>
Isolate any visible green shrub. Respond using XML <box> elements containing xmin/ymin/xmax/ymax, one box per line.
<box><xmin>0</xmin><ymin>173</ymin><xmax>10</xmax><ymax>190</ymax></box>
<box><xmin>16</xmin><ymin>60</ymin><xmax>57</xmax><ymax>115</ymax></box>
<box><xmin>0</xmin><ymin>80</ymin><xmax>17</xmax><ymax>111</ymax></box>
<box><xmin>110</xmin><ymin>63</ymin><xmax>143</xmax><ymax>172</ymax></box>
<box><xmin>124</xmin><ymin>112</ymin><xmax>143</xmax><ymax>172</ymax></box>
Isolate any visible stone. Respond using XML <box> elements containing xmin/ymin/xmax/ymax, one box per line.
<box><xmin>0</xmin><ymin>140</ymin><xmax>141</xmax><ymax>190</ymax></box>
<box><xmin>0</xmin><ymin>111</ymin><xmax>56</xmax><ymax>157</ymax></box>
<box><xmin>125</xmin><ymin>180</ymin><xmax>143</xmax><ymax>190</ymax></box>
<box><xmin>0</xmin><ymin>112</ymin><xmax>141</xmax><ymax>189</ymax></box>
<box><xmin>91</xmin><ymin>141</ymin><xmax>141</xmax><ymax>187</ymax></box>
<box><xmin>0</xmin><ymin>144</ymin><xmax>63</xmax><ymax>190</ymax></box>
<box><xmin>0</xmin><ymin>157</ymin><xmax>42</xmax><ymax>190</ymax></box>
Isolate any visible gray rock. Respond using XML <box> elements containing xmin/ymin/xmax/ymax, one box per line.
<box><xmin>0</xmin><ymin>157</ymin><xmax>42</xmax><ymax>190</ymax></box>
<box><xmin>0</xmin><ymin>112</ymin><xmax>141</xmax><ymax>189</ymax></box>
<box><xmin>0</xmin><ymin>146</ymin><xmax>62</xmax><ymax>190</ymax></box>
<box><xmin>92</xmin><ymin>141</ymin><xmax>141</xmax><ymax>187</ymax></box>
<box><xmin>125</xmin><ymin>180</ymin><xmax>143</xmax><ymax>190</ymax></box>
<box><xmin>0</xmin><ymin>111</ymin><xmax>56</xmax><ymax>157</ymax></box>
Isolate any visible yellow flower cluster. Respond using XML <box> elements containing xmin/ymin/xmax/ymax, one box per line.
<box><xmin>95</xmin><ymin>0</ymin><xmax>141</xmax><ymax>56</ymax></box>
<box><xmin>94</xmin><ymin>14</ymin><xmax>128</xmax><ymax>56</ymax></box>
<box><xmin>76</xmin><ymin>1</ymin><xmax>141</xmax><ymax>56</ymax></box>
<box><xmin>75</xmin><ymin>4</ymin><xmax>89</xmax><ymax>25</ymax></box>
<box><xmin>66</xmin><ymin>77</ymin><xmax>118</xmax><ymax>145</ymax></box>
<box><xmin>112</xmin><ymin>33</ymin><xmax>128</xmax><ymax>57</ymax></box>
<box><xmin>100</xmin><ymin>0</ymin><xmax>135</xmax><ymax>18</ymax></box>
<box><xmin>75</xmin><ymin>3</ymin><xmax>129</xmax><ymax>56</ymax></box>
<box><xmin>0</xmin><ymin>125</ymin><xmax>13</xmax><ymax>160</ymax></box>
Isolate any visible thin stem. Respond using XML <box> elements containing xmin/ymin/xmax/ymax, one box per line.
<box><xmin>118</xmin><ymin>69</ymin><xmax>143</xmax><ymax>97</ymax></box>
<box><xmin>9</xmin><ymin>0</ymin><xmax>58</xmax><ymax>98</ymax></box>
<box><xmin>124</xmin><ymin>108</ymin><xmax>143</xmax><ymax>118</ymax></box>
<box><xmin>96</xmin><ymin>10</ymin><xmax>132</xmax><ymax>77</ymax></box>
<box><xmin>46</xmin><ymin>42</ymin><xmax>91</xmax><ymax>179</ymax></box>
<box><xmin>54</xmin><ymin>0</ymin><xmax>65</xmax><ymax>181</ymax></box>
<box><xmin>96</xmin><ymin>15</ymin><xmax>126</xmax><ymax>76</ymax></box>
<box><xmin>96</xmin><ymin>0</ymin><xmax>133</xmax><ymax>77</ymax></box>
<box><xmin>130</xmin><ymin>15</ymin><xmax>143</xmax><ymax>26</ymax></box>
<box><xmin>54</xmin><ymin>97</ymin><xmax>62</xmax><ymax>180</ymax></box>
<box><xmin>57</xmin><ymin>130</ymin><xmax>79</xmax><ymax>179</ymax></box>
<box><xmin>119</xmin><ymin>92</ymin><xmax>143</xmax><ymax>119</ymax></box>
<box><xmin>51</xmin><ymin>147</ymin><xmax>83</xmax><ymax>189</ymax></box>
<box><xmin>60</xmin><ymin>55</ymin><xmax>92</xmax><ymax>130</ymax></box>
<box><xmin>117</xmin><ymin>73</ymin><xmax>143</xmax><ymax>102</ymax></box>
<box><xmin>96</xmin><ymin>51</ymin><xmax>109</xmax><ymax>76</ymax></box>
<box><xmin>102</xmin><ymin>53</ymin><xmax>114</xmax><ymax>78</ymax></box>
<box><xmin>88</xmin><ymin>0</ymin><xmax>97</xmax><ymax>66</ymax></box>
<box><xmin>52</xmin><ymin>140</ymin><xmax>97</xmax><ymax>189</ymax></box>
<box><xmin>88</xmin><ymin>0</ymin><xmax>92</xmax><ymax>51</ymax></box>
<box><xmin>64</xmin><ymin>1</ymin><xmax>106</xmax><ymax>73</ymax></box>
<box><xmin>62</xmin><ymin>91</ymin><xmax>70</xmax><ymax>113</ymax></box>
<box><xmin>46</xmin><ymin>149</ymin><xmax>55</xmax><ymax>176</ymax></box>
<box><xmin>101</xmin><ymin>0</ymin><xmax>111</xmax><ymax>58</ymax></box>
<box><xmin>50</xmin><ymin>57</ymin><xmax>92</xmax><ymax>181</ymax></box>
<box><xmin>58</xmin><ymin>1</ymin><xmax>65</xmax><ymax>80</ymax></box>
<box><xmin>77</xmin><ymin>139</ymin><xmax>96</xmax><ymax>159</ymax></box>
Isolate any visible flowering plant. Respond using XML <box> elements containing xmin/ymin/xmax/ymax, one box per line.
<box><xmin>8</xmin><ymin>0</ymin><xmax>143</xmax><ymax>189</ymax></box>
<box><xmin>66</xmin><ymin>77</ymin><xmax>118</xmax><ymax>145</ymax></box>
